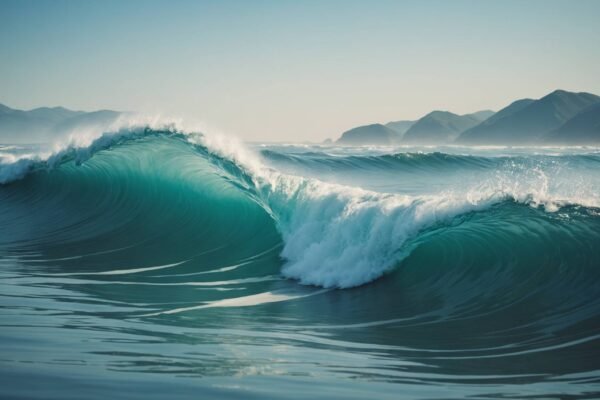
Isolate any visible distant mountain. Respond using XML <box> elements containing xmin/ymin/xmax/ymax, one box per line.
<box><xmin>0</xmin><ymin>103</ymin><xmax>121</xmax><ymax>143</ymax></box>
<box><xmin>335</xmin><ymin>111</ymin><xmax>492</xmax><ymax>146</ymax></box>
<box><xmin>0</xmin><ymin>104</ymin><xmax>13</xmax><ymax>114</ymax></box>
<box><xmin>26</xmin><ymin>106</ymin><xmax>84</xmax><ymax>122</ymax></box>
<box><xmin>456</xmin><ymin>90</ymin><xmax>600</xmax><ymax>144</ymax></box>
<box><xmin>476</xmin><ymin>99</ymin><xmax>535</xmax><ymax>126</ymax></box>
<box><xmin>401</xmin><ymin>110</ymin><xmax>490</xmax><ymax>144</ymax></box>
<box><xmin>384</xmin><ymin>120</ymin><xmax>415</xmax><ymax>137</ymax></box>
<box><xmin>0</xmin><ymin>105</ymin><xmax>83</xmax><ymax>143</ymax></box>
<box><xmin>52</xmin><ymin>110</ymin><xmax>121</xmax><ymax>133</ymax></box>
<box><xmin>468</xmin><ymin>110</ymin><xmax>495</xmax><ymax>121</ymax></box>
<box><xmin>336</xmin><ymin>124</ymin><xmax>400</xmax><ymax>145</ymax></box>
<box><xmin>545</xmin><ymin>103</ymin><xmax>600</xmax><ymax>144</ymax></box>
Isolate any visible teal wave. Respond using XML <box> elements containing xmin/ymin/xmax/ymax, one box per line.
<box><xmin>1</xmin><ymin>130</ymin><xmax>600</xmax><ymax>396</ymax></box>
<box><xmin>1</xmin><ymin>130</ymin><xmax>599</xmax><ymax>291</ymax></box>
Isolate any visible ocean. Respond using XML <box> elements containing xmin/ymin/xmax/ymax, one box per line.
<box><xmin>1</xmin><ymin>127</ymin><xmax>599</xmax><ymax>399</ymax></box>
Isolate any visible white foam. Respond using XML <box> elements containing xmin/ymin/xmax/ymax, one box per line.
<box><xmin>143</xmin><ymin>289</ymin><xmax>328</xmax><ymax>316</ymax></box>
<box><xmin>260</xmin><ymin>176</ymin><xmax>497</xmax><ymax>287</ymax></box>
<box><xmin>49</xmin><ymin>261</ymin><xmax>187</xmax><ymax>276</ymax></box>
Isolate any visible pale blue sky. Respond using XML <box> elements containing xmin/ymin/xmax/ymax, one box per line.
<box><xmin>1</xmin><ymin>0</ymin><xmax>599</xmax><ymax>141</ymax></box>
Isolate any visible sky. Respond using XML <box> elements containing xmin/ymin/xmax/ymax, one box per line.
<box><xmin>1</xmin><ymin>0</ymin><xmax>600</xmax><ymax>142</ymax></box>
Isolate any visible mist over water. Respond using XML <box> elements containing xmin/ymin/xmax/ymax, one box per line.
<box><xmin>1</xmin><ymin>127</ymin><xmax>599</xmax><ymax>399</ymax></box>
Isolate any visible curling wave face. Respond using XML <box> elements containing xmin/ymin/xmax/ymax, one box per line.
<box><xmin>1</xmin><ymin>126</ymin><xmax>600</xmax><ymax>399</ymax></box>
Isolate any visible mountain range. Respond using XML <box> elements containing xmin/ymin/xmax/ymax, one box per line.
<box><xmin>335</xmin><ymin>90</ymin><xmax>600</xmax><ymax>146</ymax></box>
<box><xmin>2</xmin><ymin>90</ymin><xmax>600</xmax><ymax>146</ymax></box>
<box><xmin>402</xmin><ymin>110</ymin><xmax>494</xmax><ymax>144</ymax></box>
<box><xmin>0</xmin><ymin>104</ymin><xmax>121</xmax><ymax>143</ymax></box>
<box><xmin>336</xmin><ymin>124</ymin><xmax>401</xmax><ymax>145</ymax></box>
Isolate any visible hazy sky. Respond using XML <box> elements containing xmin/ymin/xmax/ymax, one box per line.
<box><xmin>1</xmin><ymin>0</ymin><xmax>600</xmax><ymax>142</ymax></box>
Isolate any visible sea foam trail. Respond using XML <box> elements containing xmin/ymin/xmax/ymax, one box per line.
<box><xmin>1</xmin><ymin>120</ymin><xmax>599</xmax><ymax>288</ymax></box>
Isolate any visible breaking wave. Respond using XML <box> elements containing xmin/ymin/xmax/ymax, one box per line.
<box><xmin>1</xmin><ymin>126</ymin><xmax>600</xmax><ymax>290</ymax></box>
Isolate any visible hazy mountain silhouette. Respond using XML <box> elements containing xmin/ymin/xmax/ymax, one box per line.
<box><xmin>545</xmin><ymin>102</ymin><xmax>600</xmax><ymax>144</ymax></box>
<box><xmin>468</xmin><ymin>110</ymin><xmax>495</xmax><ymax>121</ymax></box>
<box><xmin>6</xmin><ymin>91</ymin><xmax>600</xmax><ymax>146</ymax></box>
<box><xmin>52</xmin><ymin>110</ymin><xmax>121</xmax><ymax>133</ymax></box>
<box><xmin>0</xmin><ymin>103</ymin><xmax>121</xmax><ymax>143</ymax></box>
<box><xmin>402</xmin><ymin>110</ymin><xmax>492</xmax><ymax>144</ymax></box>
<box><xmin>384</xmin><ymin>120</ymin><xmax>415</xmax><ymax>137</ymax></box>
<box><xmin>456</xmin><ymin>90</ymin><xmax>600</xmax><ymax>144</ymax></box>
<box><xmin>336</xmin><ymin>124</ymin><xmax>400</xmax><ymax>145</ymax></box>
<box><xmin>478</xmin><ymin>99</ymin><xmax>535</xmax><ymax>125</ymax></box>
<box><xmin>337</xmin><ymin>111</ymin><xmax>493</xmax><ymax>145</ymax></box>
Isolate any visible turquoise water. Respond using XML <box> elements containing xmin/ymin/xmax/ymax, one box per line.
<box><xmin>1</xmin><ymin>130</ymin><xmax>599</xmax><ymax>399</ymax></box>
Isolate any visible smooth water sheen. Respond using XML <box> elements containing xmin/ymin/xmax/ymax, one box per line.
<box><xmin>1</xmin><ymin>128</ymin><xmax>599</xmax><ymax>399</ymax></box>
